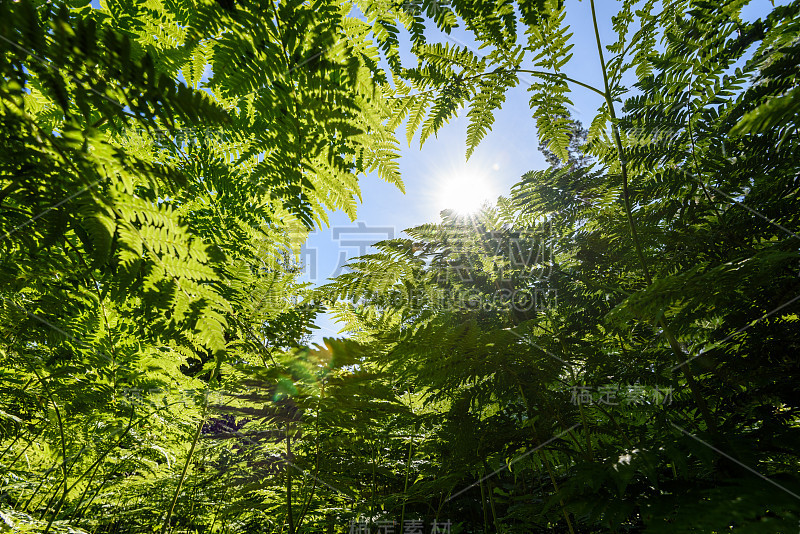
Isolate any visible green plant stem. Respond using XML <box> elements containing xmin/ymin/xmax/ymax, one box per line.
<box><xmin>568</xmin><ymin>365</ymin><xmax>594</xmax><ymax>462</ymax></box>
<box><xmin>483</xmin><ymin>460</ymin><xmax>500</xmax><ymax>532</ymax></box>
<box><xmin>39</xmin><ymin>479</ymin><xmax>64</xmax><ymax>520</ymax></box>
<box><xmin>588</xmin><ymin>0</ymin><xmax>651</xmax><ymax>287</ymax></box>
<box><xmin>161</xmin><ymin>409</ymin><xmax>207</xmax><ymax>534</ymax></box>
<box><xmin>68</xmin><ymin>460</ymin><xmax>102</xmax><ymax>522</ymax></box>
<box><xmin>29</xmin><ymin>368</ymin><xmax>68</xmax><ymax>534</ymax></box>
<box><xmin>399</xmin><ymin>434</ymin><xmax>414</xmax><ymax>531</ymax></box>
<box><xmin>4</xmin><ymin>422</ymin><xmax>46</xmax><ymax>472</ymax></box>
<box><xmin>77</xmin><ymin>462</ymin><xmax>127</xmax><ymax>522</ymax></box>
<box><xmin>65</xmin><ymin>403</ymin><xmax>168</xmax><ymax>501</ymax></box>
<box><xmin>660</xmin><ymin>324</ymin><xmax>718</xmax><ymax>433</ymax></box>
<box><xmin>0</xmin><ymin>431</ymin><xmax>22</xmax><ymax>465</ymax></box>
<box><xmin>39</xmin><ymin>444</ymin><xmax>86</xmax><ymax>521</ymax></box>
<box><xmin>370</xmin><ymin>439</ymin><xmax>377</xmax><ymax>524</ymax></box>
<box><xmin>0</xmin><ymin>379</ymin><xmax>32</xmax><ymax>463</ymax></box>
<box><xmin>208</xmin><ymin>486</ymin><xmax>228</xmax><ymax>533</ymax></box>
<box><xmin>295</xmin><ymin>388</ymin><xmax>324</xmax><ymax>532</ymax></box>
<box><xmin>515</xmin><ymin>69</ymin><xmax>606</xmax><ymax>97</ymax></box>
<box><xmin>479</xmin><ymin>471</ymin><xmax>489</xmax><ymax>533</ymax></box>
<box><xmin>21</xmin><ymin>458</ymin><xmax>60</xmax><ymax>512</ymax></box>
<box><xmin>588</xmin><ymin>0</ymin><xmax>717</xmax><ymax>435</ymax></box>
<box><xmin>395</xmin><ymin>68</ymin><xmax>605</xmax><ymax>101</ymax></box>
<box><xmin>286</xmin><ymin>423</ymin><xmax>295</xmax><ymax>534</ymax></box>
<box><xmin>517</xmin><ymin>384</ymin><xmax>576</xmax><ymax>534</ymax></box>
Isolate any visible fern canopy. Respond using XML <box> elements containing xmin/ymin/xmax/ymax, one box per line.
<box><xmin>2</xmin><ymin>0</ymin><xmax>800</xmax><ymax>533</ymax></box>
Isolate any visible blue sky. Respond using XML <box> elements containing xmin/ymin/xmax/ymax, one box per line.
<box><xmin>303</xmin><ymin>0</ymin><xmax>782</xmax><ymax>342</ymax></box>
<box><xmin>304</xmin><ymin>3</ymin><xmax>608</xmax><ymax>340</ymax></box>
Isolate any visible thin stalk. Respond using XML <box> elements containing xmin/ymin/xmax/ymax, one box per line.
<box><xmin>479</xmin><ymin>470</ymin><xmax>489</xmax><ymax>534</ymax></box>
<box><xmin>660</xmin><ymin>324</ymin><xmax>718</xmax><ymax>433</ymax></box>
<box><xmin>39</xmin><ymin>479</ymin><xmax>64</xmax><ymax>520</ymax></box>
<box><xmin>0</xmin><ymin>424</ymin><xmax>23</xmax><ymax>464</ymax></box>
<box><xmin>112</xmin><ymin>403</ymin><xmax>205</xmax><ymax>517</ymax></box>
<box><xmin>73</xmin><ymin>461</ymin><xmax>126</xmax><ymax>521</ymax></box>
<box><xmin>5</xmin><ymin>423</ymin><xmax>46</xmax><ymax>472</ymax></box>
<box><xmin>21</xmin><ymin>458</ymin><xmax>60</xmax><ymax>511</ymax></box>
<box><xmin>185</xmin><ymin>440</ymin><xmax>208</xmax><ymax>530</ymax></box>
<box><xmin>285</xmin><ymin>424</ymin><xmax>294</xmax><ymax>534</ymax></box>
<box><xmin>588</xmin><ymin>0</ymin><xmax>717</xmax><ymax>434</ymax></box>
<box><xmin>296</xmin><ymin>387</ymin><xmax>324</xmax><ymax>532</ymax></box>
<box><xmin>589</xmin><ymin>0</ymin><xmax>651</xmax><ymax>287</ymax></box>
<box><xmin>393</xmin><ymin>68</ymin><xmax>605</xmax><ymax>100</ymax></box>
<box><xmin>568</xmin><ymin>368</ymin><xmax>594</xmax><ymax>462</ymax></box>
<box><xmin>483</xmin><ymin>461</ymin><xmax>500</xmax><ymax>532</ymax></box>
<box><xmin>208</xmin><ymin>486</ymin><xmax>228</xmax><ymax>533</ymax></box>
<box><xmin>541</xmin><ymin>451</ymin><xmax>575</xmax><ymax>534</ymax></box>
<box><xmin>67</xmin><ymin>459</ymin><xmax>102</xmax><ymax>521</ymax></box>
<box><xmin>552</xmin><ymin>404</ymin><xmax>588</xmax><ymax>461</ymax></box>
<box><xmin>111</xmin><ymin>488</ymin><xmax>125</xmax><ymax>534</ymax></box>
<box><xmin>39</xmin><ymin>444</ymin><xmax>86</xmax><ymax>521</ymax></box>
<box><xmin>516</xmin><ymin>69</ymin><xmax>606</xmax><ymax>97</ymax></box>
<box><xmin>30</xmin><ymin>368</ymin><xmax>68</xmax><ymax>534</ymax></box>
<box><xmin>161</xmin><ymin>409</ymin><xmax>207</xmax><ymax>534</ymax></box>
<box><xmin>517</xmin><ymin>384</ymin><xmax>576</xmax><ymax>534</ymax></box>
<box><xmin>161</xmin><ymin>351</ymin><xmax>218</xmax><ymax>534</ymax></box>
<box><xmin>370</xmin><ymin>439</ymin><xmax>377</xmax><ymax>524</ymax></box>
<box><xmin>684</xmin><ymin>81</ymin><xmax>722</xmax><ymax>220</ymax></box>
<box><xmin>63</xmin><ymin>404</ymin><xmax>155</xmax><ymax>499</ymax></box>
<box><xmin>399</xmin><ymin>435</ymin><xmax>414</xmax><ymax>531</ymax></box>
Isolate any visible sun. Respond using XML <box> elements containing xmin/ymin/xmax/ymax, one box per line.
<box><xmin>436</xmin><ymin>169</ymin><xmax>496</xmax><ymax>215</ymax></box>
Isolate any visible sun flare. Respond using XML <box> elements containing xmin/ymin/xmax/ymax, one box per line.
<box><xmin>437</xmin><ymin>169</ymin><xmax>496</xmax><ymax>215</ymax></box>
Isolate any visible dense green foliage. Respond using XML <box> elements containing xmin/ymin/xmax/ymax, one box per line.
<box><xmin>1</xmin><ymin>0</ymin><xmax>799</xmax><ymax>533</ymax></box>
<box><xmin>1</xmin><ymin>0</ymin><xmax>399</xmax><ymax>531</ymax></box>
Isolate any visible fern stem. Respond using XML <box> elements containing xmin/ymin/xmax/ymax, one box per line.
<box><xmin>20</xmin><ymin>458</ymin><xmax>59</xmax><ymax>512</ymax></box>
<box><xmin>295</xmin><ymin>386</ymin><xmax>324</xmax><ymax>532</ymax></box>
<box><xmin>567</xmin><ymin>358</ymin><xmax>594</xmax><ymax>462</ymax></box>
<box><xmin>0</xmin><ymin>379</ymin><xmax>32</xmax><ymax>464</ymax></box>
<box><xmin>399</xmin><ymin>433</ymin><xmax>414</xmax><ymax>532</ymax></box>
<box><xmin>39</xmin><ymin>478</ymin><xmax>64</xmax><ymax>521</ymax></box>
<box><xmin>207</xmin><ymin>486</ymin><xmax>227</xmax><ymax>533</ymax></box>
<box><xmin>517</xmin><ymin>384</ymin><xmax>576</xmax><ymax>534</ymax></box>
<box><xmin>286</xmin><ymin>423</ymin><xmax>295</xmax><ymax>534</ymax></box>
<box><xmin>659</xmin><ymin>323</ymin><xmax>718</xmax><ymax>433</ymax></box>
<box><xmin>588</xmin><ymin>0</ymin><xmax>718</xmax><ymax>435</ymax></box>
<box><xmin>67</xmin><ymin>459</ymin><xmax>102</xmax><ymax>522</ymax></box>
<box><xmin>66</xmin><ymin>404</ymin><xmax>170</xmax><ymax>500</ymax></box>
<box><xmin>684</xmin><ymin>86</ymin><xmax>723</xmax><ymax>219</ymax></box>
<box><xmin>479</xmin><ymin>470</ymin><xmax>489</xmax><ymax>533</ymax></box>
<box><xmin>588</xmin><ymin>0</ymin><xmax>652</xmax><ymax>287</ymax></box>
<box><xmin>0</xmin><ymin>431</ymin><xmax>22</xmax><ymax>466</ymax></box>
<box><xmin>77</xmin><ymin>462</ymin><xmax>125</xmax><ymax>523</ymax></box>
<box><xmin>394</xmin><ymin>68</ymin><xmax>605</xmax><ymax>101</ymax></box>
<box><xmin>483</xmin><ymin>460</ymin><xmax>500</xmax><ymax>531</ymax></box>
<box><xmin>4</xmin><ymin>421</ymin><xmax>46</xmax><ymax>472</ymax></box>
<box><xmin>30</xmin><ymin>368</ymin><xmax>69</xmax><ymax>534</ymax></box>
<box><xmin>161</xmin><ymin>405</ymin><xmax>208</xmax><ymax>534</ymax></box>
<box><xmin>68</xmin><ymin>403</ymin><xmax>181</xmax><ymax>522</ymax></box>
<box><xmin>515</xmin><ymin>69</ymin><xmax>606</xmax><ymax>97</ymax></box>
